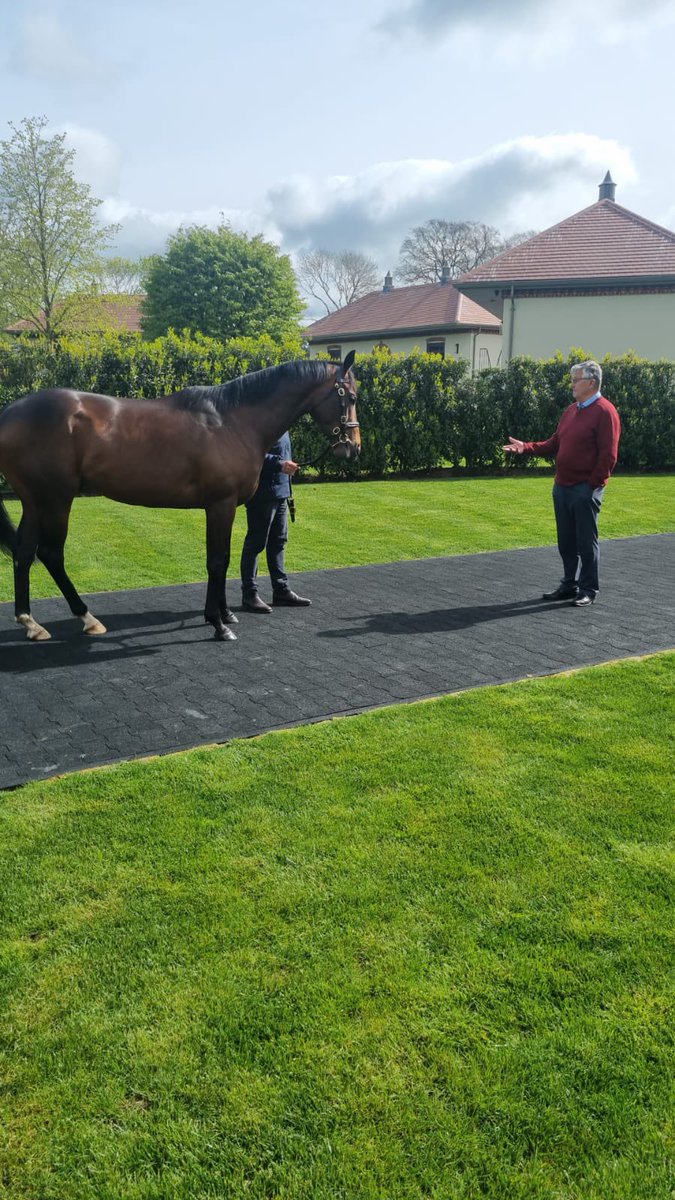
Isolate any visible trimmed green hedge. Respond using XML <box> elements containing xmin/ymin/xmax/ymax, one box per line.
<box><xmin>0</xmin><ymin>329</ymin><xmax>304</xmax><ymax>408</ymax></box>
<box><xmin>298</xmin><ymin>348</ymin><xmax>675</xmax><ymax>475</ymax></box>
<box><xmin>295</xmin><ymin>351</ymin><xmax>468</xmax><ymax>476</ymax></box>
<box><xmin>1</xmin><ymin>335</ymin><xmax>673</xmax><ymax>477</ymax></box>
<box><xmin>470</xmin><ymin>352</ymin><xmax>675</xmax><ymax>475</ymax></box>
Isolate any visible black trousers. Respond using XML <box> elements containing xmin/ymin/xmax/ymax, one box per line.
<box><xmin>240</xmin><ymin>496</ymin><xmax>289</xmax><ymax>598</ymax></box>
<box><xmin>552</xmin><ymin>482</ymin><xmax>605</xmax><ymax>597</ymax></box>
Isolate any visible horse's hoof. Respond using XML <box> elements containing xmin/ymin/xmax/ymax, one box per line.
<box><xmin>81</xmin><ymin>611</ymin><xmax>107</xmax><ymax>635</ymax></box>
<box><xmin>29</xmin><ymin>627</ymin><xmax>51</xmax><ymax>642</ymax></box>
<box><xmin>222</xmin><ymin>608</ymin><xmax>239</xmax><ymax>625</ymax></box>
<box><xmin>214</xmin><ymin>626</ymin><xmax>237</xmax><ymax>641</ymax></box>
<box><xmin>16</xmin><ymin>614</ymin><xmax>51</xmax><ymax>641</ymax></box>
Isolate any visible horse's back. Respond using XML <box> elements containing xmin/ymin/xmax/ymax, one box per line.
<box><xmin>0</xmin><ymin>387</ymin><xmax>128</xmax><ymax>439</ymax></box>
<box><xmin>1</xmin><ymin>386</ymin><xmax>76</xmax><ymax>422</ymax></box>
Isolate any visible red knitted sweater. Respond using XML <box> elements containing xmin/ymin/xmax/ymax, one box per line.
<box><xmin>523</xmin><ymin>396</ymin><xmax>621</xmax><ymax>488</ymax></box>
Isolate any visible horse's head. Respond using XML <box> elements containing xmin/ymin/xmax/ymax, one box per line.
<box><xmin>313</xmin><ymin>351</ymin><xmax>361</xmax><ymax>460</ymax></box>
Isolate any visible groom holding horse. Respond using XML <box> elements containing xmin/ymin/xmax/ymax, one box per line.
<box><xmin>240</xmin><ymin>431</ymin><xmax>311</xmax><ymax>613</ymax></box>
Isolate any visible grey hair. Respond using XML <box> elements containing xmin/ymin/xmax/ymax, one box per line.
<box><xmin>571</xmin><ymin>360</ymin><xmax>602</xmax><ymax>389</ymax></box>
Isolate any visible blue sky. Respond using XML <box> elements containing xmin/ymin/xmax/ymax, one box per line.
<box><xmin>2</xmin><ymin>0</ymin><xmax>674</xmax><ymax>284</ymax></box>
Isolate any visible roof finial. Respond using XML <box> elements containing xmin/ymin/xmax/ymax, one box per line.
<box><xmin>599</xmin><ymin>171</ymin><xmax>616</xmax><ymax>202</ymax></box>
<box><xmin>439</xmin><ymin>263</ymin><xmax>451</xmax><ymax>285</ymax></box>
<box><xmin>383</xmin><ymin>271</ymin><xmax>394</xmax><ymax>293</ymax></box>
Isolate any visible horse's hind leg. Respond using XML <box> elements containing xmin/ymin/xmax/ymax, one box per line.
<box><xmin>13</xmin><ymin>509</ymin><xmax>50</xmax><ymax>641</ymax></box>
<box><xmin>37</xmin><ymin>504</ymin><xmax>107</xmax><ymax>635</ymax></box>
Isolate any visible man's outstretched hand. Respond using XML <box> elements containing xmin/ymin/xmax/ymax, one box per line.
<box><xmin>503</xmin><ymin>437</ymin><xmax>525</xmax><ymax>454</ymax></box>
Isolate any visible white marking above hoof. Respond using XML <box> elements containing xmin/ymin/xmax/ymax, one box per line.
<box><xmin>16</xmin><ymin>613</ymin><xmax>51</xmax><ymax>641</ymax></box>
<box><xmin>81</xmin><ymin>611</ymin><xmax>107</xmax><ymax>635</ymax></box>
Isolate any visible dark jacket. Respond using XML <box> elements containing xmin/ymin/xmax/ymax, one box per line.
<box><xmin>251</xmin><ymin>433</ymin><xmax>292</xmax><ymax>501</ymax></box>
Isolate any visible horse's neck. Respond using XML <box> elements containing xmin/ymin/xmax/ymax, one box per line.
<box><xmin>244</xmin><ymin>376</ymin><xmax>325</xmax><ymax>447</ymax></box>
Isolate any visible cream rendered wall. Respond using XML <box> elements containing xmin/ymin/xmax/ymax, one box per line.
<box><xmin>473</xmin><ymin>331</ymin><xmax>502</xmax><ymax>369</ymax></box>
<box><xmin>308</xmin><ymin>330</ymin><xmax>501</xmax><ymax>371</ymax></box>
<box><xmin>504</xmin><ymin>293</ymin><xmax>675</xmax><ymax>361</ymax></box>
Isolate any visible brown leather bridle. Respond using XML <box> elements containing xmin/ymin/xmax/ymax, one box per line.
<box><xmin>330</xmin><ymin>373</ymin><xmax>360</xmax><ymax>451</ymax></box>
<box><xmin>295</xmin><ymin>363</ymin><xmax>361</xmax><ymax>467</ymax></box>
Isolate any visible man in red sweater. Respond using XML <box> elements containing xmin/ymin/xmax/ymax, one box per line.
<box><xmin>504</xmin><ymin>360</ymin><xmax>621</xmax><ymax>607</ymax></box>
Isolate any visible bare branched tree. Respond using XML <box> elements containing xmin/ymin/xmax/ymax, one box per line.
<box><xmin>297</xmin><ymin>248</ymin><xmax>380</xmax><ymax>315</ymax></box>
<box><xmin>97</xmin><ymin>255</ymin><xmax>154</xmax><ymax>295</ymax></box>
<box><xmin>396</xmin><ymin>219</ymin><xmax>536</xmax><ymax>284</ymax></box>
<box><xmin>495</xmin><ymin>230</ymin><xmax>538</xmax><ymax>254</ymax></box>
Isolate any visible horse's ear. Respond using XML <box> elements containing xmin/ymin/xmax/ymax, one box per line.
<box><xmin>342</xmin><ymin>350</ymin><xmax>355</xmax><ymax>374</ymax></box>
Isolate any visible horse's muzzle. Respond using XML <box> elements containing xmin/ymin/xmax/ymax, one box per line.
<box><xmin>333</xmin><ymin>439</ymin><xmax>361</xmax><ymax>460</ymax></box>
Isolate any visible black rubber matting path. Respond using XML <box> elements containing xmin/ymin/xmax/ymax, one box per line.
<box><xmin>1</xmin><ymin>534</ymin><xmax>673</xmax><ymax>790</ymax></box>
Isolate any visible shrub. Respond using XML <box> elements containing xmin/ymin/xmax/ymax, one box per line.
<box><xmin>1</xmin><ymin>338</ymin><xmax>673</xmax><ymax>477</ymax></box>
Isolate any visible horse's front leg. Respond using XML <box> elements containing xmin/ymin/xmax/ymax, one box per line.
<box><xmin>204</xmin><ymin>498</ymin><xmax>237</xmax><ymax>641</ymax></box>
<box><xmin>13</xmin><ymin>509</ymin><xmax>50</xmax><ymax>641</ymax></box>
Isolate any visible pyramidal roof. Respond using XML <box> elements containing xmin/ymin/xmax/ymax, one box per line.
<box><xmin>456</xmin><ymin>199</ymin><xmax>675</xmax><ymax>287</ymax></box>
<box><xmin>305</xmin><ymin>280</ymin><xmax>499</xmax><ymax>340</ymax></box>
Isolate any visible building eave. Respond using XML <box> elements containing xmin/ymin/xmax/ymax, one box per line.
<box><xmin>306</xmin><ymin>320</ymin><xmax>500</xmax><ymax>343</ymax></box>
<box><xmin>455</xmin><ymin>272</ymin><xmax>675</xmax><ymax>317</ymax></box>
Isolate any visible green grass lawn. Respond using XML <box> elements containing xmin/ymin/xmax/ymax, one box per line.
<box><xmin>1</xmin><ymin>476</ymin><xmax>673</xmax><ymax>1197</ymax></box>
<box><xmin>1</xmin><ymin>473</ymin><xmax>673</xmax><ymax>601</ymax></box>
<box><xmin>1</xmin><ymin>654</ymin><xmax>674</xmax><ymax>1200</ymax></box>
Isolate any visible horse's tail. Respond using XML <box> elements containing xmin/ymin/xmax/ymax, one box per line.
<box><xmin>0</xmin><ymin>499</ymin><xmax>17</xmax><ymax>558</ymax></box>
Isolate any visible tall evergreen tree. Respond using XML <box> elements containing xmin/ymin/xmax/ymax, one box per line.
<box><xmin>141</xmin><ymin>224</ymin><xmax>305</xmax><ymax>341</ymax></box>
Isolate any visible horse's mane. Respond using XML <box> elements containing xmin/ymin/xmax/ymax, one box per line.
<box><xmin>174</xmin><ymin>359</ymin><xmax>334</xmax><ymax>416</ymax></box>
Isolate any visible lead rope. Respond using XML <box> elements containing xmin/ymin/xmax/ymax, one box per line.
<box><xmin>289</xmin><ymin>440</ymin><xmax>334</xmax><ymax>520</ymax></box>
<box><xmin>294</xmin><ymin>442</ymin><xmax>334</xmax><ymax>469</ymax></box>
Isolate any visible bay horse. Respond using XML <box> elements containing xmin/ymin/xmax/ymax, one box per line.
<box><xmin>0</xmin><ymin>352</ymin><xmax>359</xmax><ymax>642</ymax></box>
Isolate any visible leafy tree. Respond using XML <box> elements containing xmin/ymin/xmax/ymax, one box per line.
<box><xmin>141</xmin><ymin>224</ymin><xmax>305</xmax><ymax>341</ymax></box>
<box><xmin>396</xmin><ymin>219</ymin><xmax>536</xmax><ymax>284</ymax></box>
<box><xmin>0</xmin><ymin>287</ymin><xmax>11</xmax><ymax>337</ymax></box>
<box><xmin>296</xmin><ymin>248</ymin><xmax>380</xmax><ymax>315</ymax></box>
<box><xmin>0</xmin><ymin>116</ymin><xmax>117</xmax><ymax>338</ymax></box>
<box><xmin>97</xmin><ymin>255</ymin><xmax>153</xmax><ymax>295</ymax></box>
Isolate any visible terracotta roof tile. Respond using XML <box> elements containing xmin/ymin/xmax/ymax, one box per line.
<box><xmin>456</xmin><ymin>200</ymin><xmax>675</xmax><ymax>285</ymax></box>
<box><xmin>305</xmin><ymin>281</ymin><xmax>500</xmax><ymax>339</ymax></box>
<box><xmin>5</xmin><ymin>295</ymin><xmax>145</xmax><ymax>335</ymax></box>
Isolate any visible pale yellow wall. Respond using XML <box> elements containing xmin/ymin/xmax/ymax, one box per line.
<box><xmin>473</xmin><ymin>332</ymin><xmax>502</xmax><ymax>369</ymax></box>
<box><xmin>308</xmin><ymin>329</ymin><xmax>502</xmax><ymax>372</ymax></box>
<box><xmin>503</xmin><ymin>293</ymin><xmax>675</xmax><ymax>361</ymax></box>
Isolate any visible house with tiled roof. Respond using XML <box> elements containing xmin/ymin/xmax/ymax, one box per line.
<box><xmin>455</xmin><ymin>174</ymin><xmax>675</xmax><ymax>362</ymax></box>
<box><xmin>305</xmin><ymin>268</ymin><xmax>502</xmax><ymax>372</ymax></box>
<box><xmin>4</xmin><ymin>295</ymin><xmax>145</xmax><ymax>337</ymax></box>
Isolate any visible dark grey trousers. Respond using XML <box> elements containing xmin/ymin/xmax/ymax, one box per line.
<box><xmin>552</xmin><ymin>482</ymin><xmax>605</xmax><ymax>597</ymax></box>
<box><xmin>240</xmin><ymin>497</ymin><xmax>289</xmax><ymax>598</ymax></box>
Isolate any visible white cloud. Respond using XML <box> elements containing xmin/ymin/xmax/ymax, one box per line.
<box><xmin>378</xmin><ymin>0</ymin><xmax>675</xmax><ymax>54</ymax></box>
<box><xmin>263</xmin><ymin>134</ymin><xmax>637</xmax><ymax>267</ymax></box>
<box><xmin>11</xmin><ymin>8</ymin><xmax>115</xmax><ymax>84</ymax></box>
<box><xmin>59</xmin><ymin>125</ymin><xmax>123</xmax><ymax>196</ymax></box>
<box><xmin>97</xmin><ymin>132</ymin><xmax>637</xmax><ymax>269</ymax></box>
<box><xmin>100</xmin><ymin>198</ymin><xmax>276</xmax><ymax>259</ymax></box>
